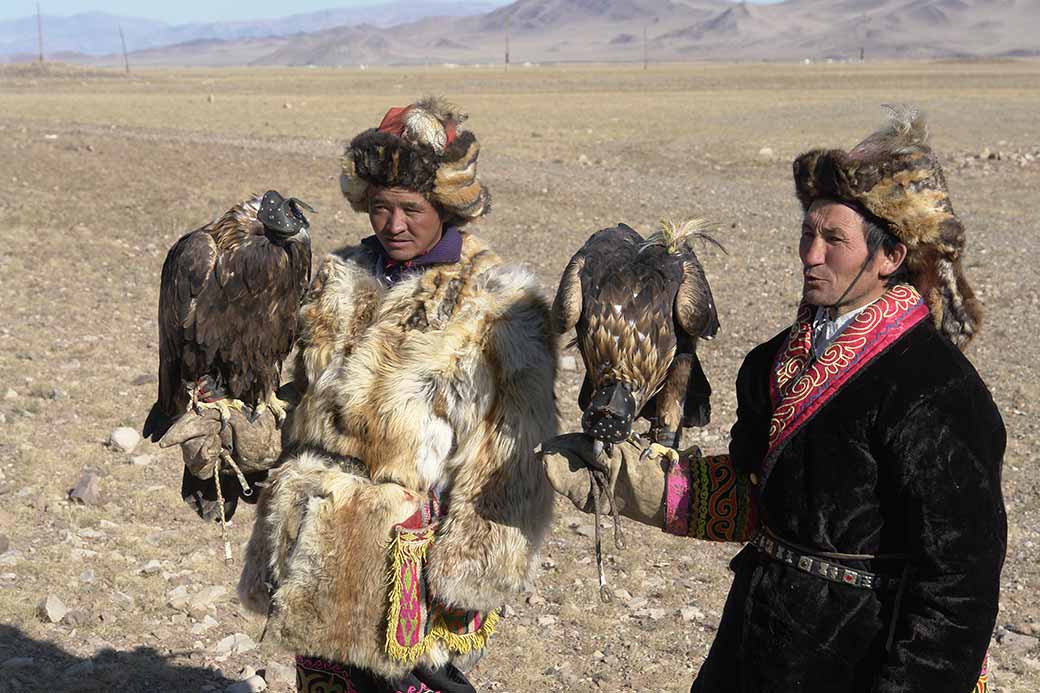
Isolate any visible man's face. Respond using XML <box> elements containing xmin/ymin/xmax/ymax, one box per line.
<box><xmin>799</xmin><ymin>200</ymin><xmax>890</xmax><ymax>313</ymax></box>
<box><xmin>368</xmin><ymin>187</ymin><xmax>444</xmax><ymax>262</ymax></box>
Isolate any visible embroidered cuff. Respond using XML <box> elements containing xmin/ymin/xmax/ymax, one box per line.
<box><xmin>664</xmin><ymin>453</ymin><xmax>758</xmax><ymax>542</ymax></box>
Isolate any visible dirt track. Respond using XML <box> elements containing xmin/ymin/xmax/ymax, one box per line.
<box><xmin>0</xmin><ymin>61</ymin><xmax>1038</xmax><ymax>692</ymax></box>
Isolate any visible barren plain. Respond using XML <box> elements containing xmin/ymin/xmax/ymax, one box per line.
<box><xmin>0</xmin><ymin>60</ymin><xmax>1038</xmax><ymax>692</ymax></box>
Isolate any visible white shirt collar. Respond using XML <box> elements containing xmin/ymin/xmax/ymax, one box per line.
<box><xmin>811</xmin><ymin>303</ymin><xmax>871</xmax><ymax>359</ymax></box>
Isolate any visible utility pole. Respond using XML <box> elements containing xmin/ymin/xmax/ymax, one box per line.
<box><xmin>36</xmin><ymin>2</ymin><xmax>44</xmax><ymax>63</ymax></box>
<box><xmin>859</xmin><ymin>13</ymin><xmax>868</xmax><ymax>62</ymax></box>
<box><xmin>642</xmin><ymin>26</ymin><xmax>647</xmax><ymax>71</ymax></box>
<box><xmin>119</xmin><ymin>25</ymin><xmax>130</xmax><ymax>74</ymax></box>
<box><xmin>504</xmin><ymin>15</ymin><xmax>510</xmax><ymax>71</ymax></box>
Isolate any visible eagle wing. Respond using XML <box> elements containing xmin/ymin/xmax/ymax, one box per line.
<box><xmin>551</xmin><ymin>248</ymin><xmax>586</xmax><ymax>335</ymax></box>
<box><xmin>159</xmin><ymin>230</ymin><xmax>218</xmax><ymax>416</ymax></box>
<box><xmin>674</xmin><ymin>253</ymin><xmax>720</xmax><ymax>340</ymax></box>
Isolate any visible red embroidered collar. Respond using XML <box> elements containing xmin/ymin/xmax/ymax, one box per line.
<box><xmin>766</xmin><ymin>284</ymin><xmax>928</xmax><ymax>462</ymax></box>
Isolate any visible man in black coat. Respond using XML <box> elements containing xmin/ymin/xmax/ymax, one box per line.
<box><xmin>541</xmin><ymin>107</ymin><xmax>1005</xmax><ymax>692</ymax></box>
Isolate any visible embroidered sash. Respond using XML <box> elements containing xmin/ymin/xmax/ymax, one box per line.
<box><xmin>766</xmin><ymin>285</ymin><xmax>928</xmax><ymax>468</ymax></box>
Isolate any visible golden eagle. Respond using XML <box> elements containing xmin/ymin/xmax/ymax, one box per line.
<box><xmin>553</xmin><ymin>220</ymin><xmax>719</xmax><ymax>452</ymax></box>
<box><xmin>143</xmin><ymin>190</ymin><xmax>313</xmax><ymax>443</ymax></box>
<box><xmin>551</xmin><ymin>220</ymin><xmax>719</xmax><ymax>599</ymax></box>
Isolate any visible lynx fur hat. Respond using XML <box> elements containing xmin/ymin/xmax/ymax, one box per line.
<box><xmin>340</xmin><ymin>96</ymin><xmax>490</xmax><ymax>224</ymax></box>
<box><xmin>793</xmin><ymin>106</ymin><xmax>981</xmax><ymax>348</ymax></box>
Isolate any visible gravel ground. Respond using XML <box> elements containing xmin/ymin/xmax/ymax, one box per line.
<box><xmin>0</xmin><ymin>61</ymin><xmax>1038</xmax><ymax>692</ymax></box>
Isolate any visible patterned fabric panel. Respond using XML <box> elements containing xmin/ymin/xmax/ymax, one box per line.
<box><xmin>295</xmin><ymin>656</ymin><xmax>452</xmax><ymax>693</ymax></box>
<box><xmin>767</xmin><ymin>284</ymin><xmax>928</xmax><ymax>459</ymax></box>
<box><xmin>385</xmin><ymin>524</ymin><xmax>499</xmax><ymax>663</ymax></box>
<box><xmin>974</xmin><ymin>654</ymin><xmax>989</xmax><ymax>693</ymax></box>
<box><xmin>664</xmin><ymin>453</ymin><xmax>759</xmax><ymax>542</ymax></box>
<box><xmin>296</xmin><ymin>656</ymin><xmax>360</xmax><ymax>693</ymax></box>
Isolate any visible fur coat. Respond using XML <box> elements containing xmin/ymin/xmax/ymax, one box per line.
<box><xmin>237</xmin><ymin>232</ymin><xmax>558</xmax><ymax>679</ymax></box>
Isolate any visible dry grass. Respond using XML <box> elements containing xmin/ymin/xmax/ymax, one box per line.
<box><xmin>0</xmin><ymin>60</ymin><xmax>1038</xmax><ymax>692</ymax></box>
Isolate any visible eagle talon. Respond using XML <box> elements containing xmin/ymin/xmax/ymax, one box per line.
<box><xmin>265</xmin><ymin>393</ymin><xmax>290</xmax><ymax>428</ymax></box>
<box><xmin>646</xmin><ymin>442</ymin><xmax>680</xmax><ymax>466</ymax></box>
<box><xmin>195</xmin><ymin>397</ymin><xmax>247</xmax><ymax>431</ymax></box>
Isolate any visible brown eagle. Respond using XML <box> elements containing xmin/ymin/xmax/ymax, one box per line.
<box><xmin>143</xmin><ymin>190</ymin><xmax>313</xmax><ymax>443</ymax></box>
<box><xmin>552</xmin><ymin>220</ymin><xmax>720</xmax><ymax>600</ymax></box>
<box><xmin>553</xmin><ymin>220</ymin><xmax>720</xmax><ymax>454</ymax></box>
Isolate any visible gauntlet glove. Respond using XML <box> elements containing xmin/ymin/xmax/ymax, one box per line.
<box><xmin>158</xmin><ymin>398</ymin><xmax>286</xmax><ymax>521</ymax></box>
<box><xmin>539</xmin><ymin>433</ymin><xmax>673</xmax><ymax>527</ymax></box>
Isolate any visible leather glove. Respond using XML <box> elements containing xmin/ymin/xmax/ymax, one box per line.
<box><xmin>539</xmin><ymin>433</ymin><xmax>670</xmax><ymax>527</ymax></box>
<box><xmin>158</xmin><ymin>401</ymin><xmax>285</xmax><ymax>521</ymax></box>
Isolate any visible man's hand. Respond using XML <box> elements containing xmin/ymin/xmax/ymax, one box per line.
<box><xmin>158</xmin><ymin>403</ymin><xmax>284</xmax><ymax>521</ymax></box>
<box><xmin>539</xmin><ymin>433</ymin><xmax>671</xmax><ymax>526</ymax></box>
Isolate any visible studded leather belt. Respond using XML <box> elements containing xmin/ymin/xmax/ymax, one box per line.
<box><xmin>750</xmin><ymin>529</ymin><xmax>905</xmax><ymax>591</ymax></box>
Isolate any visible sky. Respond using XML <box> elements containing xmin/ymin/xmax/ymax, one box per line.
<box><xmin>6</xmin><ymin>0</ymin><xmax>784</xmax><ymax>24</ymax></box>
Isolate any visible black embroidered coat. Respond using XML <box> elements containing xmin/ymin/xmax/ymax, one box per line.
<box><xmin>690</xmin><ymin>303</ymin><xmax>1006</xmax><ymax>692</ymax></box>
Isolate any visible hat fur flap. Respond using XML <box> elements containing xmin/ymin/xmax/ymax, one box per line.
<box><xmin>792</xmin><ymin>106</ymin><xmax>981</xmax><ymax>348</ymax></box>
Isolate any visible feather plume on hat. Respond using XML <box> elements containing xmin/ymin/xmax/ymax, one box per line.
<box><xmin>793</xmin><ymin>106</ymin><xmax>981</xmax><ymax>348</ymax></box>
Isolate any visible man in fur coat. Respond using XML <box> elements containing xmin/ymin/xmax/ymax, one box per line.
<box><xmin>542</xmin><ymin>107</ymin><xmax>1006</xmax><ymax>692</ymax></box>
<box><xmin>164</xmin><ymin>98</ymin><xmax>557</xmax><ymax>692</ymax></box>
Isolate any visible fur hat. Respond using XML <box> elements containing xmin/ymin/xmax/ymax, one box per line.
<box><xmin>340</xmin><ymin>96</ymin><xmax>491</xmax><ymax>224</ymax></box>
<box><xmin>793</xmin><ymin>105</ymin><xmax>981</xmax><ymax>348</ymax></box>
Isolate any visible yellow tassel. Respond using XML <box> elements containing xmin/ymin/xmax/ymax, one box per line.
<box><xmin>383</xmin><ymin>525</ymin><xmax>501</xmax><ymax>663</ymax></box>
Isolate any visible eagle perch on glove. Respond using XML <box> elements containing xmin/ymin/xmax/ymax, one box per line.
<box><xmin>551</xmin><ymin>219</ymin><xmax>720</xmax><ymax>600</ymax></box>
<box><xmin>143</xmin><ymin>191</ymin><xmax>313</xmax><ymax>443</ymax></box>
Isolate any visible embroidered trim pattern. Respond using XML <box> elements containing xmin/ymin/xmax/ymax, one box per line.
<box><xmin>974</xmin><ymin>654</ymin><xmax>989</xmax><ymax>693</ymax></box>
<box><xmin>295</xmin><ymin>656</ymin><xmax>360</xmax><ymax>693</ymax></box>
<box><xmin>767</xmin><ymin>285</ymin><xmax>928</xmax><ymax>458</ymax></box>
<box><xmin>384</xmin><ymin>524</ymin><xmax>500</xmax><ymax>663</ymax></box>
<box><xmin>664</xmin><ymin>453</ymin><xmax>758</xmax><ymax>542</ymax></box>
<box><xmin>399</xmin><ymin>684</ymin><xmax>441</xmax><ymax>693</ymax></box>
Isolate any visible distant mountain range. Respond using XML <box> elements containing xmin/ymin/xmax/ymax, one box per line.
<box><xmin>4</xmin><ymin>0</ymin><xmax>1038</xmax><ymax>66</ymax></box>
<box><xmin>0</xmin><ymin>1</ymin><xmax>503</xmax><ymax>58</ymax></box>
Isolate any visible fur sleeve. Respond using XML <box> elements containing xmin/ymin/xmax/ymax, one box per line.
<box><xmin>424</xmin><ymin>270</ymin><xmax>559</xmax><ymax>611</ymax></box>
<box><xmin>291</xmin><ymin>246</ymin><xmax>382</xmax><ymax>393</ymax></box>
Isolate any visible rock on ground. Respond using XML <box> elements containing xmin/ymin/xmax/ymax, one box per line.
<box><xmin>61</xmin><ymin>609</ymin><xmax>93</xmax><ymax>627</ymax></box>
<box><xmin>68</xmin><ymin>470</ymin><xmax>101</xmax><ymax>505</ymax></box>
<box><xmin>37</xmin><ymin>594</ymin><xmax>67</xmax><ymax>623</ymax></box>
<box><xmin>214</xmin><ymin>633</ymin><xmax>258</xmax><ymax>658</ymax></box>
<box><xmin>108</xmin><ymin>427</ymin><xmax>141</xmax><ymax>453</ymax></box>
<box><xmin>264</xmin><ymin>661</ymin><xmax>295</xmax><ymax>687</ymax></box>
<box><xmin>226</xmin><ymin>675</ymin><xmax>267</xmax><ymax>693</ymax></box>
